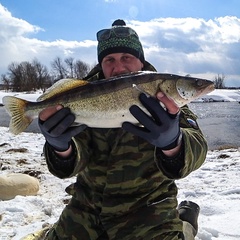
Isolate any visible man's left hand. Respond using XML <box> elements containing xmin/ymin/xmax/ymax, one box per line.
<box><xmin>122</xmin><ymin>92</ymin><xmax>181</xmax><ymax>150</ymax></box>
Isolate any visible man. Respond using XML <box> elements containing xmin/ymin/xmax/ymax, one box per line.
<box><xmin>35</xmin><ymin>19</ymin><xmax>206</xmax><ymax>239</ymax></box>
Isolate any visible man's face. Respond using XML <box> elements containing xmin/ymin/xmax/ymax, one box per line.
<box><xmin>101</xmin><ymin>53</ymin><xmax>144</xmax><ymax>79</ymax></box>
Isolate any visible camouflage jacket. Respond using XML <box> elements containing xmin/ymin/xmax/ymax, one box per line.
<box><xmin>44</xmin><ymin>62</ymin><xmax>208</xmax><ymax>237</ymax></box>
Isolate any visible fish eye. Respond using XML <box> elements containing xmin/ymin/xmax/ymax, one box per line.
<box><xmin>196</xmin><ymin>79</ymin><xmax>203</xmax><ymax>87</ymax></box>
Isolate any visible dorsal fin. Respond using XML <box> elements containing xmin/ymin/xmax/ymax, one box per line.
<box><xmin>37</xmin><ymin>78</ymin><xmax>88</xmax><ymax>101</ymax></box>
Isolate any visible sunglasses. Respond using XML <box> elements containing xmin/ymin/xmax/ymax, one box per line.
<box><xmin>97</xmin><ymin>27</ymin><xmax>139</xmax><ymax>41</ymax></box>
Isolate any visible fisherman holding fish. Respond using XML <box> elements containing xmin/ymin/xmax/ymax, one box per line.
<box><xmin>17</xmin><ymin>20</ymin><xmax>210</xmax><ymax>239</ymax></box>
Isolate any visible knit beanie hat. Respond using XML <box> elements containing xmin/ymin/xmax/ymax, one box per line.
<box><xmin>97</xmin><ymin>19</ymin><xmax>145</xmax><ymax>64</ymax></box>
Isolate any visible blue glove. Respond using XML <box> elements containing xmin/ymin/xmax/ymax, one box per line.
<box><xmin>38</xmin><ymin>107</ymin><xmax>87</xmax><ymax>152</ymax></box>
<box><xmin>122</xmin><ymin>93</ymin><xmax>181</xmax><ymax>150</ymax></box>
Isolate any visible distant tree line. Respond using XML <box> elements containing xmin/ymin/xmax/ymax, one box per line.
<box><xmin>0</xmin><ymin>57</ymin><xmax>91</xmax><ymax>92</ymax></box>
<box><xmin>214</xmin><ymin>74</ymin><xmax>225</xmax><ymax>89</ymax></box>
<box><xmin>0</xmin><ymin>59</ymin><xmax>235</xmax><ymax>92</ymax></box>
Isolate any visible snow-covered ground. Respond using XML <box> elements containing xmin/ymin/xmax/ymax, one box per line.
<box><xmin>196</xmin><ymin>89</ymin><xmax>240</xmax><ymax>103</ymax></box>
<box><xmin>0</xmin><ymin>89</ymin><xmax>240</xmax><ymax>239</ymax></box>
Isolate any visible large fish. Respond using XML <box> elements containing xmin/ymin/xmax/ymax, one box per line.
<box><xmin>3</xmin><ymin>71</ymin><xmax>214</xmax><ymax>135</ymax></box>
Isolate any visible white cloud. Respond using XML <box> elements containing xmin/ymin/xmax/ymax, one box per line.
<box><xmin>0</xmin><ymin>4</ymin><xmax>97</xmax><ymax>74</ymax></box>
<box><xmin>127</xmin><ymin>17</ymin><xmax>240</xmax><ymax>86</ymax></box>
<box><xmin>0</xmin><ymin>3</ymin><xmax>239</xmax><ymax>86</ymax></box>
<box><xmin>0</xmin><ymin>4</ymin><xmax>43</xmax><ymax>39</ymax></box>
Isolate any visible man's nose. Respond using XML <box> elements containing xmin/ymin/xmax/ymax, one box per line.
<box><xmin>113</xmin><ymin>62</ymin><xmax>126</xmax><ymax>74</ymax></box>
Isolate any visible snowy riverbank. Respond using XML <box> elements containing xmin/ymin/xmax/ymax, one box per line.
<box><xmin>0</xmin><ymin>89</ymin><xmax>240</xmax><ymax>239</ymax></box>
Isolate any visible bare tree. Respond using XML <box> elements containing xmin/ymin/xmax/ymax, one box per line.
<box><xmin>22</xmin><ymin>61</ymin><xmax>38</xmax><ymax>91</ymax></box>
<box><xmin>65</xmin><ymin>57</ymin><xmax>74</xmax><ymax>78</ymax></box>
<box><xmin>11</xmin><ymin>61</ymin><xmax>37</xmax><ymax>91</ymax></box>
<box><xmin>8</xmin><ymin>62</ymin><xmax>24</xmax><ymax>91</ymax></box>
<box><xmin>32</xmin><ymin>59</ymin><xmax>51</xmax><ymax>91</ymax></box>
<box><xmin>51</xmin><ymin>57</ymin><xmax>90</xmax><ymax>80</ymax></box>
<box><xmin>214</xmin><ymin>74</ymin><xmax>225</xmax><ymax>89</ymax></box>
<box><xmin>51</xmin><ymin>57</ymin><xmax>67</xmax><ymax>80</ymax></box>
<box><xmin>74</xmin><ymin>60</ymin><xmax>90</xmax><ymax>79</ymax></box>
<box><xmin>1</xmin><ymin>74</ymin><xmax>10</xmax><ymax>91</ymax></box>
<box><xmin>7</xmin><ymin>59</ymin><xmax>51</xmax><ymax>92</ymax></box>
<box><xmin>3</xmin><ymin>57</ymin><xmax>92</xmax><ymax>91</ymax></box>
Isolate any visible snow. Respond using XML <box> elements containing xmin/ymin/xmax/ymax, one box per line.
<box><xmin>0</xmin><ymin>89</ymin><xmax>240</xmax><ymax>239</ymax></box>
<box><xmin>199</xmin><ymin>89</ymin><xmax>240</xmax><ymax>103</ymax></box>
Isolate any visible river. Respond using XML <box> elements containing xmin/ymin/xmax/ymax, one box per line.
<box><xmin>0</xmin><ymin>102</ymin><xmax>239</xmax><ymax>150</ymax></box>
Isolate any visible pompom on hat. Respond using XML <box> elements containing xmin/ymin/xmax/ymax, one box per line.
<box><xmin>97</xmin><ymin>19</ymin><xmax>145</xmax><ymax>64</ymax></box>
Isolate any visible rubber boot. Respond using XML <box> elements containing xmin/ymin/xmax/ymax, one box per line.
<box><xmin>178</xmin><ymin>200</ymin><xmax>200</xmax><ymax>235</ymax></box>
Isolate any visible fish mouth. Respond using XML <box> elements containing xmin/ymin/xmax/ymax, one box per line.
<box><xmin>176</xmin><ymin>78</ymin><xmax>215</xmax><ymax>100</ymax></box>
<box><xmin>195</xmin><ymin>79</ymin><xmax>215</xmax><ymax>93</ymax></box>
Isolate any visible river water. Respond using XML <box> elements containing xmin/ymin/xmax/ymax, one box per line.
<box><xmin>0</xmin><ymin>102</ymin><xmax>239</xmax><ymax>150</ymax></box>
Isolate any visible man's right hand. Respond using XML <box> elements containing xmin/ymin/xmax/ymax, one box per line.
<box><xmin>38</xmin><ymin>105</ymin><xmax>87</xmax><ymax>153</ymax></box>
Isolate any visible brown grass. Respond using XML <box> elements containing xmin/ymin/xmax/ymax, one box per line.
<box><xmin>217</xmin><ymin>145</ymin><xmax>239</xmax><ymax>150</ymax></box>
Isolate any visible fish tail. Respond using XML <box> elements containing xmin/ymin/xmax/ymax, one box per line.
<box><xmin>2</xmin><ymin>96</ymin><xmax>33</xmax><ymax>135</ymax></box>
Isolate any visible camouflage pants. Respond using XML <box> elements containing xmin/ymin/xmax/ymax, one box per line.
<box><xmin>44</xmin><ymin>198</ymin><xmax>197</xmax><ymax>240</ymax></box>
<box><xmin>46</xmin><ymin>223</ymin><xmax>194</xmax><ymax>240</ymax></box>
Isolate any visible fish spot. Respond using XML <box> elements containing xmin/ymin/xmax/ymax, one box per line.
<box><xmin>178</xmin><ymin>88</ymin><xmax>186</xmax><ymax>96</ymax></box>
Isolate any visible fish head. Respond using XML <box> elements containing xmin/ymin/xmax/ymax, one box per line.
<box><xmin>175</xmin><ymin>77</ymin><xmax>215</xmax><ymax>105</ymax></box>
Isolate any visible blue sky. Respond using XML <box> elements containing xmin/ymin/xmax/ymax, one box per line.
<box><xmin>0</xmin><ymin>0</ymin><xmax>240</xmax><ymax>86</ymax></box>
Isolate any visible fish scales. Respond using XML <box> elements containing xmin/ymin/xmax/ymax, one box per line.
<box><xmin>32</xmin><ymin>74</ymin><xmax>162</xmax><ymax>123</ymax></box>
<box><xmin>2</xmin><ymin>71</ymin><xmax>215</xmax><ymax>134</ymax></box>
